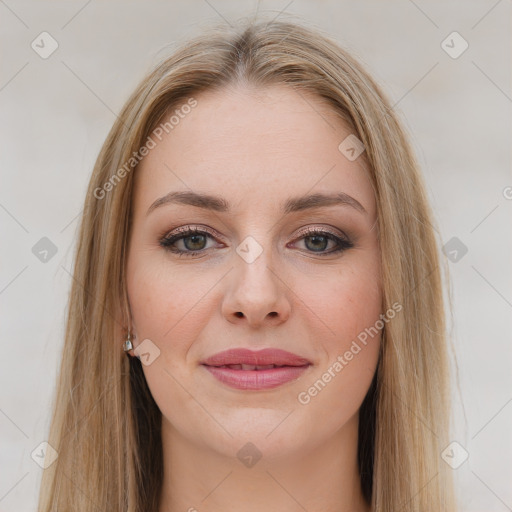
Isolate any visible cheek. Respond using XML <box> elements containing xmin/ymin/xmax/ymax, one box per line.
<box><xmin>326</xmin><ymin>271</ymin><xmax>381</xmax><ymax>351</ymax></box>
<box><xmin>127</xmin><ymin>266</ymin><xmax>179</xmax><ymax>339</ymax></box>
<box><xmin>126</xmin><ymin>254</ymin><xmax>216</xmax><ymax>361</ymax></box>
<box><xmin>305</xmin><ymin>251</ymin><xmax>382</xmax><ymax>353</ymax></box>
<box><xmin>126</xmin><ymin>258</ymin><xmax>210</xmax><ymax>413</ymax></box>
<box><xmin>295</xmin><ymin>257</ymin><xmax>381</xmax><ymax>414</ymax></box>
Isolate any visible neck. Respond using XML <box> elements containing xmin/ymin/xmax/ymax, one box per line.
<box><xmin>158</xmin><ymin>413</ymin><xmax>371</xmax><ymax>512</ymax></box>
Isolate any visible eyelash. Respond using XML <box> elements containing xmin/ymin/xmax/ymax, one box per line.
<box><xmin>158</xmin><ymin>226</ymin><xmax>354</xmax><ymax>258</ymax></box>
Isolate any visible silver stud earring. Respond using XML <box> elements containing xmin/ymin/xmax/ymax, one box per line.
<box><xmin>123</xmin><ymin>330</ymin><xmax>134</xmax><ymax>352</ymax></box>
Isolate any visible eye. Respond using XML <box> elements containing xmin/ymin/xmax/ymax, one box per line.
<box><xmin>159</xmin><ymin>226</ymin><xmax>354</xmax><ymax>258</ymax></box>
<box><xmin>291</xmin><ymin>227</ymin><xmax>354</xmax><ymax>255</ymax></box>
<box><xmin>159</xmin><ymin>226</ymin><xmax>221</xmax><ymax>257</ymax></box>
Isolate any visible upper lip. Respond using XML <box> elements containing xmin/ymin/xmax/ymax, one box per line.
<box><xmin>201</xmin><ymin>348</ymin><xmax>311</xmax><ymax>367</ymax></box>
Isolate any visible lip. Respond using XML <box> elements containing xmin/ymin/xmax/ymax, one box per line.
<box><xmin>201</xmin><ymin>348</ymin><xmax>311</xmax><ymax>367</ymax></box>
<box><xmin>201</xmin><ymin>348</ymin><xmax>312</xmax><ymax>390</ymax></box>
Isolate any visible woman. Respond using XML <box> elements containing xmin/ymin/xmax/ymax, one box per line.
<box><xmin>37</xmin><ymin>17</ymin><xmax>457</xmax><ymax>512</ymax></box>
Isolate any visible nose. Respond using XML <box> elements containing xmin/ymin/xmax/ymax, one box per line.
<box><xmin>221</xmin><ymin>246</ymin><xmax>291</xmax><ymax>328</ymax></box>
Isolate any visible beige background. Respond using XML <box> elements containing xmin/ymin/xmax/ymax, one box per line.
<box><xmin>0</xmin><ymin>1</ymin><xmax>511</xmax><ymax>510</ymax></box>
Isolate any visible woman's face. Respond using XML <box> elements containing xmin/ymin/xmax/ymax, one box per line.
<box><xmin>126</xmin><ymin>84</ymin><xmax>382</xmax><ymax>462</ymax></box>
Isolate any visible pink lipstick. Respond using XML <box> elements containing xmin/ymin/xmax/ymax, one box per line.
<box><xmin>201</xmin><ymin>348</ymin><xmax>312</xmax><ymax>390</ymax></box>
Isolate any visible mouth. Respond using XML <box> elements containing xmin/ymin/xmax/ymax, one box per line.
<box><xmin>207</xmin><ymin>363</ymin><xmax>298</xmax><ymax>370</ymax></box>
<box><xmin>200</xmin><ymin>348</ymin><xmax>312</xmax><ymax>390</ymax></box>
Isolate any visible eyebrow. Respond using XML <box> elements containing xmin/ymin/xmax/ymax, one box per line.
<box><xmin>146</xmin><ymin>190</ymin><xmax>367</xmax><ymax>216</ymax></box>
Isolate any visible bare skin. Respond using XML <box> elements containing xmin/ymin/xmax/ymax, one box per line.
<box><xmin>126</xmin><ymin>83</ymin><xmax>380</xmax><ymax>512</ymax></box>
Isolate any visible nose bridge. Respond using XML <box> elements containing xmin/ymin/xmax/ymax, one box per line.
<box><xmin>235</xmin><ymin>233</ymin><xmax>278</xmax><ymax>295</ymax></box>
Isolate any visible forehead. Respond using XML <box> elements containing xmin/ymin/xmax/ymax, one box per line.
<box><xmin>133</xmin><ymin>84</ymin><xmax>376</xmax><ymax>219</ymax></box>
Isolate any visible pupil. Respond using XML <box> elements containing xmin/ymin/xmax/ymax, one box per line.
<box><xmin>306</xmin><ymin>235</ymin><xmax>327</xmax><ymax>252</ymax></box>
<box><xmin>185</xmin><ymin>234</ymin><xmax>206</xmax><ymax>250</ymax></box>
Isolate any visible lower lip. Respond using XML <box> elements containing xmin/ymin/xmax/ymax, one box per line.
<box><xmin>202</xmin><ymin>364</ymin><xmax>311</xmax><ymax>390</ymax></box>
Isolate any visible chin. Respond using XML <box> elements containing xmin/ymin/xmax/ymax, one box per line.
<box><xmin>207</xmin><ymin>414</ymin><xmax>313</xmax><ymax>462</ymax></box>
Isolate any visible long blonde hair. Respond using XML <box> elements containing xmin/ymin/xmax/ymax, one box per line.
<box><xmin>37</xmin><ymin>16</ymin><xmax>456</xmax><ymax>512</ymax></box>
